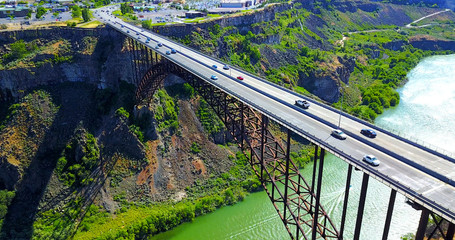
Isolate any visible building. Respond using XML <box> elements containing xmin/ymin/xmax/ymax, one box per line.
<box><xmin>220</xmin><ymin>0</ymin><xmax>253</xmax><ymax>8</ymax></box>
<box><xmin>0</xmin><ymin>6</ymin><xmax>29</xmax><ymax>18</ymax></box>
<box><xmin>185</xmin><ymin>11</ymin><xmax>206</xmax><ymax>18</ymax></box>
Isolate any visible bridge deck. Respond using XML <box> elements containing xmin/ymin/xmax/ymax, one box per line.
<box><xmin>96</xmin><ymin>9</ymin><xmax>455</xmax><ymax>224</ymax></box>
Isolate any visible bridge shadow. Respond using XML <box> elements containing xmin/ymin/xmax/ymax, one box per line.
<box><xmin>0</xmin><ymin>83</ymin><xmax>101</xmax><ymax>239</ymax></box>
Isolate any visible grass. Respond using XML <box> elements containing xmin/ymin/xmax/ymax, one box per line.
<box><xmin>73</xmin><ymin>206</ymin><xmax>155</xmax><ymax>239</ymax></box>
<box><xmin>207</xmin><ymin>14</ymin><xmax>221</xmax><ymax>18</ymax></box>
<box><xmin>78</xmin><ymin>20</ymin><xmax>103</xmax><ymax>28</ymax></box>
<box><xmin>183</xmin><ymin>17</ymin><xmax>205</xmax><ymax>23</ymax></box>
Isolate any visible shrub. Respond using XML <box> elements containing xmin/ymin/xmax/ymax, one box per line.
<box><xmin>190</xmin><ymin>142</ymin><xmax>201</xmax><ymax>153</ymax></box>
<box><xmin>115</xmin><ymin>107</ymin><xmax>130</xmax><ymax>120</ymax></box>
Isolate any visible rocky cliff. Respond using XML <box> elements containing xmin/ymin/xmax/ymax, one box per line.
<box><xmin>0</xmin><ymin>27</ymin><xmax>133</xmax><ymax>101</ymax></box>
<box><xmin>409</xmin><ymin>35</ymin><xmax>455</xmax><ymax>51</ymax></box>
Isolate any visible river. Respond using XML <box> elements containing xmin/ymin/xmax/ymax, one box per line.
<box><xmin>151</xmin><ymin>54</ymin><xmax>455</xmax><ymax>240</ymax></box>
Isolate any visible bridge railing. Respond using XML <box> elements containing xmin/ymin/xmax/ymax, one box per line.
<box><xmin>132</xmin><ymin>24</ymin><xmax>455</xmax><ymax>161</ymax></box>
<box><xmin>111</xmin><ymin>22</ymin><xmax>455</xmax><ymax>224</ymax></box>
<box><xmin>116</xmin><ymin>22</ymin><xmax>455</xmax><ymax>184</ymax></box>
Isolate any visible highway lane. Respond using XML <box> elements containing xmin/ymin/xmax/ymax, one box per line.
<box><xmin>121</xmin><ymin>19</ymin><xmax>455</xmax><ymax>182</ymax></box>
<box><xmin>96</xmin><ymin>8</ymin><xmax>455</xmax><ymax>222</ymax></box>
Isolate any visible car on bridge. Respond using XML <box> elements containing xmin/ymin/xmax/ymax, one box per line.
<box><xmin>166</xmin><ymin>51</ymin><xmax>171</xmax><ymax>55</ymax></box>
<box><xmin>223</xmin><ymin>65</ymin><xmax>230</xmax><ymax>70</ymax></box>
<box><xmin>155</xmin><ymin>45</ymin><xmax>159</xmax><ymax>49</ymax></box>
<box><xmin>331</xmin><ymin>129</ymin><xmax>347</xmax><ymax>140</ymax></box>
<box><xmin>211</xmin><ymin>75</ymin><xmax>218</xmax><ymax>80</ymax></box>
<box><xmin>158</xmin><ymin>42</ymin><xmax>163</xmax><ymax>47</ymax></box>
<box><xmin>363</xmin><ymin>155</ymin><xmax>380</xmax><ymax>166</ymax></box>
<box><xmin>171</xmin><ymin>49</ymin><xmax>177</xmax><ymax>54</ymax></box>
<box><xmin>212</xmin><ymin>65</ymin><xmax>217</xmax><ymax>69</ymax></box>
<box><xmin>237</xmin><ymin>76</ymin><xmax>244</xmax><ymax>80</ymax></box>
<box><xmin>127</xmin><ymin>30</ymin><xmax>130</xmax><ymax>33</ymax></box>
<box><xmin>361</xmin><ymin>129</ymin><xmax>377</xmax><ymax>138</ymax></box>
<box><xmin>295</xmin><ymin>99</ymin><xmax>310</xmax><ymax>109</ymax></box>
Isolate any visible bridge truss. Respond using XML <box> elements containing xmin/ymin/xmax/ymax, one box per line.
<box><xmin>125</xmin><ymin>37</ymin><xmax>455</xmax><ymax>240</ymax></box>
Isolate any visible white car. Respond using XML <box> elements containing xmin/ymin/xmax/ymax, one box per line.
<box><xmin>363</xmin><ymin>155</ymin><xmax>380</xmax><ymax>166</ymax></box>
<box><xmin>331</xmin><ymin>129</ymin><xmax>347</xmax><ymax>140</ymax></box>
<box><xmin>295</xmin><ymin>99</ymin><xmax>310</xmax><ymax>109</ymax></box>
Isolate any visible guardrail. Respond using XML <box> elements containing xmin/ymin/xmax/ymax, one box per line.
<box><xmin>112</xmin><ymin>21</ymin><xmax>455</xmax><ymax>185</ymax></box>
<box><xmin>131</xmin><ymin>21</ymin><xmax>455</xmax><ymax>161</ymax></box>
<box><xmin>107</xmin><ymin>20</ymin><xmax>455</xmax><ymax>223</ymax></box>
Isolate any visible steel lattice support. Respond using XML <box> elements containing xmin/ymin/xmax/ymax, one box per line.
<box><xmin>132</xmin><ymin>56</ymin><xmax>340</xmax><ymax>239</ymax></box>
<box><xmin>171</xmin><ymin>70</ymin><xmax>340</xmax><ymax>239</ymax></box>
<box><xmin>132</xmin><ymin>44</ymin><xmax>455</xmax><ymax>240</ymax></box>
<box><xmin>126</xmin><ymin>36</ymin><xmax>455</xmax><ymax>240</ymax></box>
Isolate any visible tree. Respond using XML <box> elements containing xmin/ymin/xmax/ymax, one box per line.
<box><xmin>71</xmin><ymin>5</ymin><xmax>81</xmax><ymax>18</ymax></box>
<box><xmin>10</xmin><ymin>40</ymin><xmax>28</xmax><ymax>60</ymax></box>
<box><xmin>82</xmin><ymin>8</ymin><xmax>90</xmax><ymax>22</ymax></box>
<box><xmin>26</xmin><ymin>9</ymin><xmax>32</xmax><ymax>19</ymax></box>
<box><xmin>36</xmin><ymin>6</ymin><xmax>47</xmax><ymax>19</ymax></box>
<box><xmin>120</xmin><ymin>3</ymin><xmax>133</xmax><ymax>15</ymax></box>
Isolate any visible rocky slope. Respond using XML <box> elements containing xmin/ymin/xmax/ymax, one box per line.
<box><xmin>0</xmin><ymin>27</ymin><xmax>242</xmax><ymax>239</ymax></box>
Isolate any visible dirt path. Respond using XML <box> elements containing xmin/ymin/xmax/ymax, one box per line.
<box><xmin>405</xmin><ymin>9</ymin><xmax>451</xmax><ymax>28</ymax></box>
<box><xmin>338</xmin><ymin>9</ymin><xmax>452</xmax><ymax>46</ymax></box>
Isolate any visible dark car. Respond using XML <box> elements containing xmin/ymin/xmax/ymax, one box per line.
<box><xmin>295</xmin><ymin>99</ymin><xmax>310</xmax><ymax>109</ymax></box>
<box><xmin>361</xmin><ymin>129</ymin><xmax>377</xmax><ymax>138</ymax></box>
<box><xmin>166</xmin><ymin>51</ymin><xmax>171</xmax><ymax>55</ymax></box>
<box><xmin>158</xmin><ymin>42</ymin><xmax>163</xmax><ymax>47</ymax></box>
<box><xmin>171</xmin><ymin>49</ymin><xmax>177</xmax><ymax>54</ymax></box>
<box><xmin>223</xmin><ymin>65</ymin><xmax>229</xmax><ymax>70</ymax></box>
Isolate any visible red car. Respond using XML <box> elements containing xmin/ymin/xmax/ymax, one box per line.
<box><xmin>237</xmin><ymin>76</ymin><xmax>244</xmax><ymax>80</ymax></box>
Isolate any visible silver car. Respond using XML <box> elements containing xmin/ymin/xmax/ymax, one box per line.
<box><xmin>363</xmin><ymin>155</ymin><xmax>380</xmax><ymax>166</ymax></box>
<box><xmin>331</xmin><ymin>129</ymin><xmax>347</xmax><ymax>140</ymax></box>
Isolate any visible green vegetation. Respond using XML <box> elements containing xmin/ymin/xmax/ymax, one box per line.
<box><xmin>153</xmin><ymin>90</ymin><xmax>179</xmax><ymax>133</ymax></box>
<box><xmin>115</xmin><ymin>107</ymin><xmax>130</xmax><ymax>120</ymax></box>
<box><xmin>82</xmin><ymin>8</ymin><xmax>90</xmax><ymax>22</ymax></box>
<box><xmin>71</xmin><ymin>5</ymin><xmax>81</xmax><ymax>18</ymax></box>
<box><xmin>71</xmin><ymin>151</ymin><xmax>260</xmax><ymax>239</ymax></box>
<box><xmin>177</xmin><ymin>3</ymin><xmax>455</xmax><ymax>121</ymax></box>
<box><xmin>36</xmin><ymin>6</ymin><xmax>47</xmax><ymax>19</ymax></box>
<box><xmin>190</xmin><ymin>142</ymin><xmax>201</xmax><ymax>153</ymax></box>
<box><xmin>120</xmin><ymin>2</ymin><xmax>133</xmax><ymax>15</ymax></box>
<box><xmin>197</xmin><ymin>99</ymin><xmax>224</xmax><ymax>136</ymax></box>
<box><xmin>1</xmin><ymin>40</ymin><xmax>37</xmax><ymax>63</ymax></box>
<box><xmin>56</xmin><ymin>131</ymin><xmax>100</xmax><ymax>187</ymax></box>
<box><xmin>0</xmin><ymin>190</ymin><xmax>15</xmax><ymax>229</ymax></box>
<box><xmin>93</xmin><ymin>0</ymin><xmax>110</xmax><ymax>8</ymax></box>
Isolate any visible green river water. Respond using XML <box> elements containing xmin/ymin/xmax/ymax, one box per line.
<box><xmin>151</xmin><ymin>54</ymin><xmax>455</xmax><ymax>240</ymax></box>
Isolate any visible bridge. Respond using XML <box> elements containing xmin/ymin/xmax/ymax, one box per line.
<box><xmin>96</xmin><ymin>7</ymin><xmax>455</xmax><ymax>240</ymax></box>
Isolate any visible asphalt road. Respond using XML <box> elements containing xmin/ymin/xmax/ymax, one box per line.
<box><xmin>96</xmin><ymin>7</ymin><xmax>455</xmax><ymax>224</ymax></box>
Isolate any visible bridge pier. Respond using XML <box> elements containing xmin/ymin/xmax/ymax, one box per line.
<box><xmin>382</xmin><ymin>189</ymin><xmax>397</xmax><ymax>240</ymax></box>
<box><xmin>339</xmin><ymin>164</ymin><xmax>353</xmax><ymax>239</ymax></box>
<box><xmin>310</xmin><ymin>145</ymin><xmax>318</xmax><ymax>215</ymax></box>
<box><xmin>447</xmin><ymin>222</ymin><xmax>455</xmax><ymax>240</ymax></box>
<box><xmin>354</xmin><ymin>173</ymin><xmax>369</xmax><ymax>240</ymax></box>
<box><xmin>416</xmin><ymin>208</ymin><xmax>429</xmax><ymax>240</ymax></box>
<box><xmin>312</xmin><ymin>148</ymin><xmax>325</xmax><ymax>240</ymax></box>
